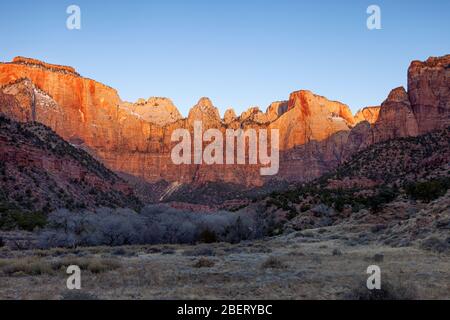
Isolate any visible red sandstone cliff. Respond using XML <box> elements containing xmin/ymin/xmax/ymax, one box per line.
<box><xmin>0</xmin><ymin>55</ymin><xmax>448</xmax><ymax>190</ymax></box>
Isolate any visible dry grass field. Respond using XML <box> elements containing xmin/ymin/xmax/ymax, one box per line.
<box><xmin>1</xmin><ymin>227</ymin><xmax>448</xmax><ymax>300</ymax></box>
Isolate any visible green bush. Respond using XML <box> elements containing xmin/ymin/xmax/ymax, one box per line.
<box><xmin>406</xmin><ymin>178</ymin><xmax>450</xmax><ymax>202</ymax></box>
<box><xmin>198</xmin><ymin>229</ymin><xmax>218</xmax><ymax>244</ymax></box>
<box><xmin>0</xmin><ymin>209</ymin><xmax>47</xmax><ymax>231</ymax></box>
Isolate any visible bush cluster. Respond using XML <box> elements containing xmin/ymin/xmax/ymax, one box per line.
<box><xmin>38</xmin><ymin>205</ymin><xmax>269</xmax><ymax>248</ymax></box>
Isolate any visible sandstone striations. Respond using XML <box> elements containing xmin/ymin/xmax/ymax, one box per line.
<box><xmin>0</xmin><ymin>55</ymin><xmax>449</xmax><ymax>196</ymax></box>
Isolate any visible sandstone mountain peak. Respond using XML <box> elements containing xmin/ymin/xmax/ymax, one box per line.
<box><xmin>196</xmin><ymin>97</ymin><xmax>214</xmax><ymax>108</ymax></box>
<box><xmin>120</xmin><ymin>96</ymin><xmax>182</xmax><ymax>126</ymax></box>
<box><xmin>223</xmin><ymin>108</ymin><xmax>237</xmax><ymax>124</ymax></box>
<box><xmin>386</xmin><ymin>86</ymin><xmax>409</xmax><ymax>102</ymax></box>
<box><xmin>373</xmin><ymin>86</ymin><xmax>418</xmax><ymax>142</ymax></box>
<box><xmin>188</xmin><ymin>97</ymin><xmax>221</xmax><ymax>124</ymax></box>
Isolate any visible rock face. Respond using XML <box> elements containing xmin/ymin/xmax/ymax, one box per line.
<box><xmin>269</xmin><ymin>90</ymin><xmax>354</xmax><ymax>150</ymax></box>
<box><xmin>223</xmin><ymin>108</ymin><xmax>237</xmax><ymax>124</ymax></box>
<box><xmin>372</xmin><ymin>87</ymin><xmax>419</xmax><ymax>142</ymax></box>
<box><xmin>355</xmin><ymin>106</ymin><xmax>380</xmax><ymax>124</ymax></box>
<box><xmin>266</xmin><ymin>101</ymin><xmax>289</xmax><ymax>122</ymax></box>
<box><xmin>120</xmin><ymin>97</ymin><xmax>182</xmax><ymax>126</ymax></box>
<box><xmin>0</xmin><ymin>55</ymin><xmax>448</xmax><ymax>191</ymax></box>
<box><xmin>408</xmin><ymin>55</ymin><xmax>450</xmax><ymax>134</ymax></box>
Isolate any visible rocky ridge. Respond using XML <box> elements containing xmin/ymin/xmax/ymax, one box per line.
<box><xmin>0</xmin><ymin>55</ymin><xmax>448</xmax><ymax>194</ymax></box>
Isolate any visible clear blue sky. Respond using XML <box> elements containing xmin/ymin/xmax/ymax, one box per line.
<box><xmin>1</xmin><ymin>0</ymin><xmax>449</xmax><ymax>116</ymax></box>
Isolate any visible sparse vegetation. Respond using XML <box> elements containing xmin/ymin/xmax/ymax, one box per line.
<box><xmin>261</xmin><ymin>256</ymin><xmax>286</xmax><ymax>269</ymax></box>
<box><xmin>0</xmin><ymin>202</ymin><xmax>47</xmax><ymax>231</ymax></box>
<box><xmin>38</xmin><ymin>205</ymin><xmax>270</xmax><ymax>248</ymax></box>
<box><xmin>193</xmin><ymin>258</ymin><xmax>215</xmax><ymax>268</ymax></box>
<box><xmin>0</xmin><ymin>256</ymin><xmax>121</xmax><ymax>276</ymax></box>
<box><xmin>406</xmin><ymin>178</ymin><xmax>450</xmax><ymax>202</ymax></box>
<box><xmin>345</xmin><ymin>279</ymin><xmax>417</xmax><ymax>300</ymax></box>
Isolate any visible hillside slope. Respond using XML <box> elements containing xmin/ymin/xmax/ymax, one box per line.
<box><xmin>0</xmin><ymin>115</ymin><xmax>141</xmax><ymax>230</ymax></box>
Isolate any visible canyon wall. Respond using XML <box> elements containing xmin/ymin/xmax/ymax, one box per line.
<box><xmin>0</xmin><ymin>55</ymin><xmax>448</xmax><ymax>189</ymax></box>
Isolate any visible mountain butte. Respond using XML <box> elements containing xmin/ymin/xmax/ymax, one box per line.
<box><xmin>0</xmin><ymin>55</ymin><xmax>449</xmax><ymax>189</ymax></box>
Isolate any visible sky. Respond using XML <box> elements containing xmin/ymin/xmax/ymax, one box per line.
<box><xmin>0</xmin><ymin>0</ymin><xmax>449</xmax><ymax>116</ymax></box>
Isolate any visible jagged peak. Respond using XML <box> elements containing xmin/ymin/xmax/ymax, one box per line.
<box><xmin>385</xmin><ymin>87</ymin><xmax>409</xmax><ymax>103</ymax></box>
<box><xmin>223</xmin><ymin>108</ymin><xmax>237</xmax><ymax>124</ymax></box>
<box><xmin>196</xmin><ymin>97</ymin><xmax>214</xmax><ymax>108</ymax></box>
<box><xmin>188</xmin><ymin>97</ymin><xmax>221</xmax><ymax>121</ymax></box>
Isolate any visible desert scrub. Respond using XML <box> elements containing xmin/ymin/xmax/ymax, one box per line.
<box><xmin>193</xmin><ymin>258</ymin><xmax>215</xmax><ymax>268</ymax></box>
<box><xmin>50</xmin><ymin>257</ymin><xmax>121</xmax><ymax>273</ymax></box>
<box><xmin>406</xmin><ymin>178</ymin><xmax>450</xmax><ymax>203</ymax></box>
<box><xmin>0</xmin><ymin>255</ymin><xmax>120</xmax><ymax>277</ymax></box>
<box><xmin>0</xmin><ymin>257</ymin><xmax>54</xmax><ymax>276</ymax></box>
<box><xmin>344</xmin><ymin>278</ymin><xmax>417</xmax><ymax>300</ymax></box>
<box><xmin>260</xmin><ymin>256</ymin><xmax>287</xmax><ymax>269</ymax></box>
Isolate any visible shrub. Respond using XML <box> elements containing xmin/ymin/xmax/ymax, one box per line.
<box><xmin>198</xmin><ymin>229</ymin><xmax>218</xmax><ymax>244</ymax></box>
<box><xmin>50</xmin><ymin>257</ymin><xmax>120</xmax><ymax>273</ymax></box>
<box><xmin>0</xmin><ymin>258</ymin><xmax>54</xmax><ymax>276</ymax></box>
<box><xmin>261</xmin><ymin>256</ymin><xmax>286</xmax><ymax>269</ymax></box>
<box><xmin>344</xmin><ymin>279</ymin><xmax>417</xmax><ymax>300</ymax></box>
<box><xmin>193</xmin><ymin>258</ymin><xmax>215</xmax><ymax>268</ymax></box>
<box><xmin>406</xmin><ymin>178</ymin><xmax>450</xmax><ymax>202</ymax></box>
<box><xmin>0</xmin><ymin>209</ymin><xmax>47</xmax><ymax>231</ymax></box>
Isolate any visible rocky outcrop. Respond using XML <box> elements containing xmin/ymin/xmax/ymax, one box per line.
<box><xmin>240</xmin><ymin>107</ymin><xmax>271</xmax><ymax>124</ymax></box>
<box><xmin>408</xmin><ymin>55</ymin><xmax>450</xmax><ymax>134</ymax></box>
<box><xmin>372</xmin><ymin>87</ymin><xmax>419</xmax><ymax>142</ymax></box>
<box><xmin>120</xmin><ymin>97</ymin><xmax>182</xmax><ymax>126</ymax></box>
<box><xmin>187</xmin><ymin>97</ymin><xmax>222</xmax><ymax>128</ymax></box>
<box><xmin>0</xmin><ymin>79</ymin><xmax>65</xmax><ymax>130</ymax></box>
<box><xmin>266</xmin><ymin>101</ymin><xmax>288</xmax><ymax>122</ymax></box>
<box><xmin>269</xmin><ymin>90</ymin><xmax>355</xmax><ymax>149</ymax></box>
<box><xmin>223</xmin><ymin>108</ymin><xmax>237</xmax><ymax>124</ymax></box>
<box><xmin>354</xmin><ymin>106</ymin><xmax>380</xmax><ymax>124</ymax></box>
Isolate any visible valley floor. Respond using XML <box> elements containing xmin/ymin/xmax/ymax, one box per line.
<box><xmin>0</xmin><ymin>228</ymin><xmax>449</xmax><ymax>300</ymax></box>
